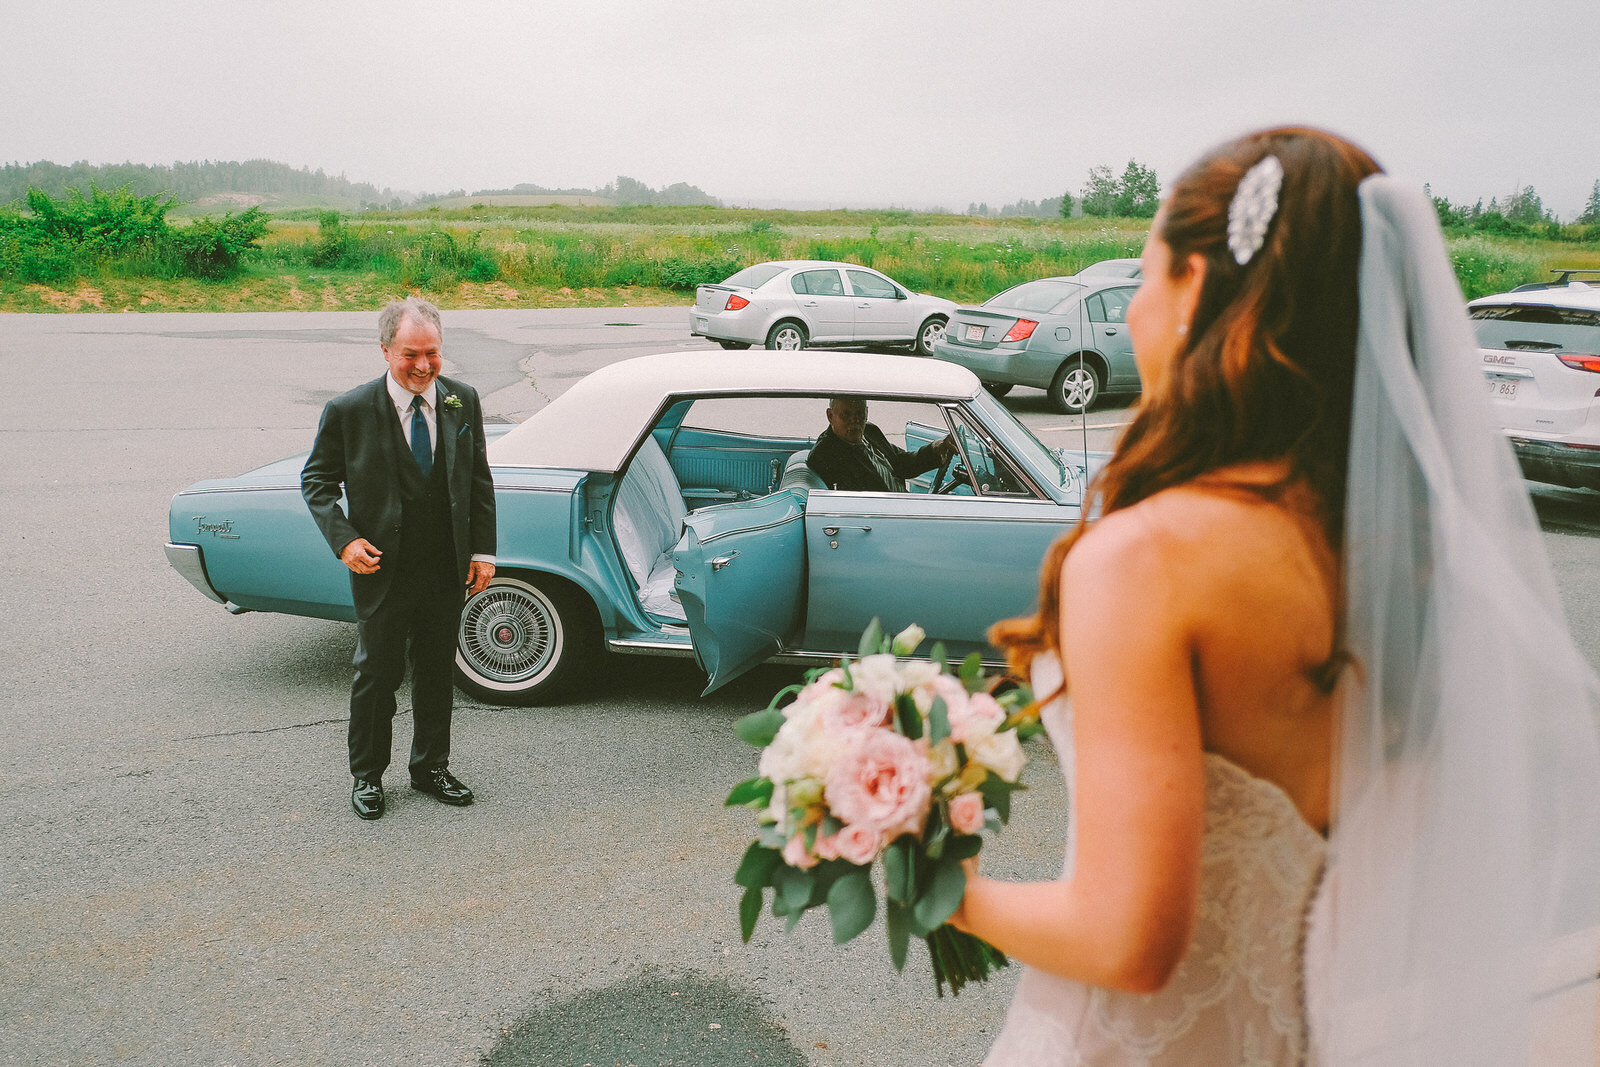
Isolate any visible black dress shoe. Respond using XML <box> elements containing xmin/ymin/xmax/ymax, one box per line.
<box><xmin>352</xmin><ymin>777</ymin><xmax>385</xmax><ymax>820</ymax></box>
<box><xmin>411</xmin><ymin>766</ymin><xmax>474</xmax><ymax>806</ymax></box>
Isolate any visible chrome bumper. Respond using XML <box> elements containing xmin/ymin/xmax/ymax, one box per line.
<box><xmin>163</xmin><ymin>542</ymin><xmax>247</xmax><ymax>612</ymax></box>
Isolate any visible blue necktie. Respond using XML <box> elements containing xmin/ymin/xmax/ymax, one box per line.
<box><xmin>409</xmin><ymin>395</ymin><xmax>433</xmax><ymax>476</ymax></box>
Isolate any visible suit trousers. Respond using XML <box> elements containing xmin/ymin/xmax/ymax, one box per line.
<box><xmin>347</xmin><ymin>557</ymin><xmax>461</xmax><ymax>781</ymax></box>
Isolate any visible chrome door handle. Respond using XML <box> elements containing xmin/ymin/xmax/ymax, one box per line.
<box><xmin>822</xmin><ymin>525</ymin><xmax>871</xmax><ymax>536</ymax></box>
<box><xmin>710</xmin><ymin>551</ymin><xmax>741</xmax><ymax>571</ymax></box>
<box><xmin>1103</xmin><ymin>327</ymin><xmax>1119</xmax><ymax>335</ymax></box>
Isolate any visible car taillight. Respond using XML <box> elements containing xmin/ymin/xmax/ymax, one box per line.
<box><xmin>725</xmin><ymin>294</ymin><xmax>750</xmax><ymax>311</ymax></box>
<box><xmin>1002</xmin><ymin>319</ymin><xmax>1038</xmax><ymax>343</ymax></box>
<box><xmin>1558</xmin><ymin>353</ymin><xmax>1600</xmax><ymax>373</ymax></box>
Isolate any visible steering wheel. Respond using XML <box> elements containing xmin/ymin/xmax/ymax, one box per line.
<box><xmin>932</xmin><ymin>451</ymin><xmax>969</xmax><ymax>495</ymax></box>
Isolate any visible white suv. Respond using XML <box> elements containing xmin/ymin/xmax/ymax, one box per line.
<box><xmin>1470</xmin><ymin>282</ymin><xmax>1600</xmax><ymax>491</ymax></box>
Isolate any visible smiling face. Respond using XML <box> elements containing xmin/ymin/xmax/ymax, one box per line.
<box><xmin>826</xmin><ymin>397</ymin><xmax>869</xmax><ymax>444</ymax></box>
<box><xmin>383</xmin><ymin>313</ymin><xmax>443</xmax><ymax>395</ymax></box>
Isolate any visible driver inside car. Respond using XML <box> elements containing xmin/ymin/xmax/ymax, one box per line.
<box><xmin>807</xmin><ymin>396</ymin><xmax>957</xmax><ymax>492</ymax></box>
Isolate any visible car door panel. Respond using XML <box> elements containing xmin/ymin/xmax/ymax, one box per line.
<box><xmin>800</xmin><ymin>493</ymin><xmax>1072</xmax><ymax>658</ymax></box>
<box><xmin>673</xmin><ymin>490</ymin><xmax>806</xmax><ymax>692</ymax></box>
<box><xmin>847</xmin><ymin>269</ymin><xmax>915</xmax><ymax>342</ymax></box>
<box><xmin>791</xmin><ymin>268</ymin><xmax>853</xmax><ymax>342</ymax></box>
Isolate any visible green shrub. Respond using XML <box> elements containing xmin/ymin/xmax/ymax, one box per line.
<box><xmin>1447</xmin><ymin>236</ymin><xmax>1540</xmax><ymax>299</ymax></box>
<box><xmin>168</xmin><ymin>208</ymin><xmax>269</xmax><ymax>279</ymax></box>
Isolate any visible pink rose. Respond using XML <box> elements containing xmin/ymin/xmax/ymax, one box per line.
<box><xmin>820</xmin><ymin>686</ymin><xmax>891</xmax><ymax>732</ymax></box>
<box><xmin>825</xmin><ymin>729</ymin><xmax>932</xmax><ymax>840</ymax></box>
<box><xmin>783</xmin><ymin>833</ymin><xmax>818</xmax><ymax>870</ymax></box>
<box><xmin>948</xmin><ymin>690</ymin><xmax>1006</xmax><ymax>744</ymax></box>
<box><xmin>834</xmin><ymin>823</ymin><xmax>881</xmax><ymax>865</ymax></box>
<box><xmin>948</xmin><ymin>792</ymin><xmax>986</xmax><ymax>835</ymax></box>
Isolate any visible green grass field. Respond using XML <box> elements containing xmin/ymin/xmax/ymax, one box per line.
<box><xmin>3</xmin><ymin>205</ymin><xmax>1594</xmax><ymax>314</ymax></box>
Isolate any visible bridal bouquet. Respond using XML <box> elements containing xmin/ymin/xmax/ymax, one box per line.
<box><xmin>727</xmin><ymin>620</ymin><xmax>1038</xmax><ymax>996</ymax></box>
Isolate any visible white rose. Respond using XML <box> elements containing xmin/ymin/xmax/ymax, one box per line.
<box><xmin>849</xmin><ymin>653</ymin><xmax>903</xmax><ymax>707</ymax></box>
<box><xmin>969</xmin><ymin>729</ymin><xmax>1025</xmax><ymax>783</ymax></box>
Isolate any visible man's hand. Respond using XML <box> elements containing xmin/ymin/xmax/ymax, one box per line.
<box><xmin>935</xmin><ymin>435</ymin><xmax>959</xmax><ymax>461</ymax></box>
<box><xmin>340</xmin><ymin>538</ymin><xmax>382</xmax><ymax>575</ymax></box>
<box><xmin>466</xmin><ymin>560</ymin><xmax>496</xmax><ymax>596</ymax></box>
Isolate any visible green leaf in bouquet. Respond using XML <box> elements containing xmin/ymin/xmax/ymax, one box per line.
<box><xmin>735</xmin><ymin>841</ymin><xmax>782</xmax><ymax>889</ymax></box>
<box><xmin>911</xmin><ymin>856</ymin><xmax>968</xmax><ymax>936</ymax></box>
<box><xmin>931</xmin><ymin>641</ymin><xmax>948</xmax><ymax>673</ymax></box>
<box><xmin>894</xmin><ymin>692</ymin><xmax>923</xmax><ymax>740</ymax></box>
<box><xmin>826</xmin><ymin>869</ymin><xmax>876</xmax><ymax>944</ymax></box>
<box><xmin>758</xmin><ymin>822</ymin><xmax>788</xmax><ymax>850</ymax></box>
<box><xmin>886</xmin><ymin>900</ymin><xmax>911</xmax><ymax>971</ymax></box>
<box><xmin>766</xmin><ymin>682</ymin><xmax>804</xmax><ymax>712</ymax></box>
<box><xmin>838</xmin><ymin>659</ymin><xmax>854</xmax><ymax>690</ymax></box>
<box><xmin>928</xmin><ymin>696</ymin><xmax>951</xmax><ymax>746</ymax></box>
<box><xmin>725</xmin><ymin>776</ymin><xmax>774</xmax><ymax>808</ymax></box>
<box><xmin>958</xmin><ymin>651</ymin><xmax>985</xmax><ymax>693</ymax></box>
<box><xmin>774</xmin><ymin>862</ymin><xmax>814</xmax><ymax>918</ymax></box>
<box><xmin>858</xmin><ymin>617</ymin><xmax>885</xmax><ymax>658</ymax></box>
<box><xmin>883</xmin><ymin>837</ymin><xmax>915</xmax><ymax>904</ymax></box>
<box><xmin>946</xmin><ymin>833</ymin><xmax>983</xmax><ymax>862</ymax></box>
<box><xmin>735</xmin><ymin>707</ymin><xmax>786</xmax><ymax>747</ymax></box>
<box><xmin>978</xmin><ymin>771</ymin><xmax>1026</xmax><ymax>823</ymax></box>
<box><xmin>923</xmin><ymin>806</ymin><xmax>949</xmax><ymax>860</ymax></box>
<box><xmin>739</xmin><ymin>885</ymin><xmax>765</xmax><ymax>942</ymax></box>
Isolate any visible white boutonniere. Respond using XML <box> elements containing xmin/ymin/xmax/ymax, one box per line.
<box><xmin>443</xmin><ymin>393</ymin><xmax>462</xmax><ymax>410</ymax></box>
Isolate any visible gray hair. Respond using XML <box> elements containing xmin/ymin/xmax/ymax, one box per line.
<box><xmin>378</xmin><ymin>296</ymin><xmax>443</xmax><ymax>348</ymax></box>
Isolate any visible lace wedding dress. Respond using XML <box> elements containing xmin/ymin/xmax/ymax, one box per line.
<box><xmin>985</xmin><ymin>658</ymin><xmax>1326</xmax><ymax>1067</ymax></box>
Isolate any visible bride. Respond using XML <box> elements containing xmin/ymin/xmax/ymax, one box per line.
<box><xmin>953</xmin><ymin>127</ymin><xmax>1600</xmax><ymax>1065</ymax></box>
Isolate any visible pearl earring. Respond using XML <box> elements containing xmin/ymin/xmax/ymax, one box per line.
<box><xmin>1176</xmin><ymin>323</ymin><xmax>1189</xmax><ymax>336</ymax></box>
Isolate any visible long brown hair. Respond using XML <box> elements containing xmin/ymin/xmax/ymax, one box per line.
<box><xmin>992</xmin><ymin>127</ymin><xmax>1382</xmax><ymax>675</ymax></box>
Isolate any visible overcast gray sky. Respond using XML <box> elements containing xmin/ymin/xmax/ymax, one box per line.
<box><xmin>5</xmin><ymin>0</ymin><xmax>1597</xmax><ymax>216</ymax></box>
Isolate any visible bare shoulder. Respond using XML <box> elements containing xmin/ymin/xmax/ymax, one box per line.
<box><xmin>1066</xmin><ymin>478</ymin><xmax>1325</xmax><ymax>610</ymax></box>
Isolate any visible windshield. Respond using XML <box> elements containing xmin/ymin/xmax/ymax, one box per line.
<box><xmin>720</xmin><ymin>263</ymin><xmax>787</xmax><ymax>290</ymax></box>
<box><xmin>1471</xmin><ymin>304</ymin><xmax>1600</xmax><ymax>356</ymax></box>
<box><xmin>983</xmin><ymin>279</ymin><xmax>1085</xmax><ymax>315</ymax></box>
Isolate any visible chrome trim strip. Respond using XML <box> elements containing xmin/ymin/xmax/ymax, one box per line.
<box><xmin>804</xmin><ymin>509</ymin><xmax>1073</xmax><ymax>526</ymax></box>
<box><xmin>176</xmin><ymin>485</ymin><xmax>300</xmax><ymax>496</ymax></box>
<box><xmin>608</xmin><ymin>637</ymin><xmax>695</xmax><ymax>657</ymax></box>
<box><xmin>163</xmin><ymin>542</ymin><xmax>228</xmax><ymax>605</ymax></box>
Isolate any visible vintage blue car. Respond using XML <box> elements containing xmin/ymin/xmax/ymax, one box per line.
<box><xmin>165</xmin><ymin>352</ymin><xmax>1106</xmax><ymax>704</ymax></box>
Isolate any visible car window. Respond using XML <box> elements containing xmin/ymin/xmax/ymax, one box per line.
<box><xmin>792</xmin><ymin>269</ymin><xmax>845</xmax><ymax>297</ymax></box>
<box><xmin>1471</xmin><ymin>304</ymin><xmax>1600</xmax><ymax>356</ymax></box>
<box><xmin>1097</xmin><ymin>287</ymin><xmax>1135</xmax><ymax>324</ymax></box>
<box><xmin>1086</xmin><ymin>294</ymin><xmax>1108</xmax><ymax>323</ymax></box>
<box><xmin>722</xmin><ymin>263</ymin><xmax>786</xmax><ymax>289</ymax></box>
<box><xmin>847</xmin><ymin>270</ymin><xmax>899</xmax><ymax>299</ymax></box>
<box><xmin>944</xmin><ymin>406</ymin><xmax>1036</xmax><ymax>498</ymax></box>
<box><xmin>984</xmin><ymin>279</ymin><xmax>1084</xmax><ymax>314</ymax></box>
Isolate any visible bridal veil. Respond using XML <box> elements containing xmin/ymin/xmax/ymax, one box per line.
<box><xmin>1315</xmin><ymin>176</ymin><xmax>1600</xmax><ymax>1063</ymax></box>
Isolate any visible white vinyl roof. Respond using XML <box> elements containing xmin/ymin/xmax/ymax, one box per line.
<box><xmin>491</xmin><ymin>351</ymin><xmax>982</xmax><ymax>472</ymax></box>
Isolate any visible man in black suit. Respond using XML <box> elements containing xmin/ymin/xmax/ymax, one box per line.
<box><xmin>807</xmin><ymin>396</ymin><xmax>955</xmax><ymax>492</ymax></box>
<box><xmin>302</xmin><ymin>297</ymin><xmax>497</xmax><ymax>820</ymax></box>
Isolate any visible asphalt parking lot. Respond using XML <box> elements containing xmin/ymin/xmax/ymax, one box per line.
<box><xmin>4</xmin><ymin>307</ymin><xmax>1598</xmax><ymax>1066</ymax></box>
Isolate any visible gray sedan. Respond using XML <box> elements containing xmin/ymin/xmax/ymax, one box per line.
<box><xmin>929</xmin><ymin>275</ymin><xmax>1142</xmax><ymax>413</ymax></box>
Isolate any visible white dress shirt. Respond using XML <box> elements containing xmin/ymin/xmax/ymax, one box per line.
<box><xmin>384</xmin><ymin>372</ymin><xmax>494</xmax><ymax>566</ymax></box>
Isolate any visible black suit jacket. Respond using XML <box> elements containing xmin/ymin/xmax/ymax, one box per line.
<box><xmin>806</xmin><ymin>423</ymin><xmax>945</xmax><ymax>492</ymax></box>
<box><xmin>301</xmin><ymin>374</ymin><xmax>497</xmax><ymax>620</ymax></box>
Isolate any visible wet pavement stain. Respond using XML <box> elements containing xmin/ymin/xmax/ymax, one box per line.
<box><xmin>483</xmin><ymin>969</ymin><xmax>807</xmax><ymax>1067</ymax></box>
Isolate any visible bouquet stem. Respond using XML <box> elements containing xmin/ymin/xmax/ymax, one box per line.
<box><xmin>927</xmin><ymin>924</ymin><xmax>1008</xmax><ymax>997</ymax></box>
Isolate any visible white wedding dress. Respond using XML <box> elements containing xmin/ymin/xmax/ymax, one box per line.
<box><xmin>985</xmin><ymin>658</ymin><xmax>1326</xmax><ymax>1067</ymax></box>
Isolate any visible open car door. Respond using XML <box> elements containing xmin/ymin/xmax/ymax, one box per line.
<box><xmin>673</xmin><ymin>491</ymin><xmax>806</xmax><ymax>693</ymax></box>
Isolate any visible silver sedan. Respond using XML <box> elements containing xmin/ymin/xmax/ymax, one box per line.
<box><xmin>690</xmin><ymin>260</ymin><xmax>955</xmax><ymax>354</ymax></box>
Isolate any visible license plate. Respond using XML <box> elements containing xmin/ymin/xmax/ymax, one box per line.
<box><xmin>697</xmin><ymin>317</ymin><xmax>709</xmax><ymax>331</ymax></box>
<box><xmin>1487</xmin><ymin>377</ymin><xmax>1519</xmax><ymax>400</ymax></box>
<box><xmin>964</xmin><ymin>323</ymin><xmax>985</xmax><ymax>342</ymax></box>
